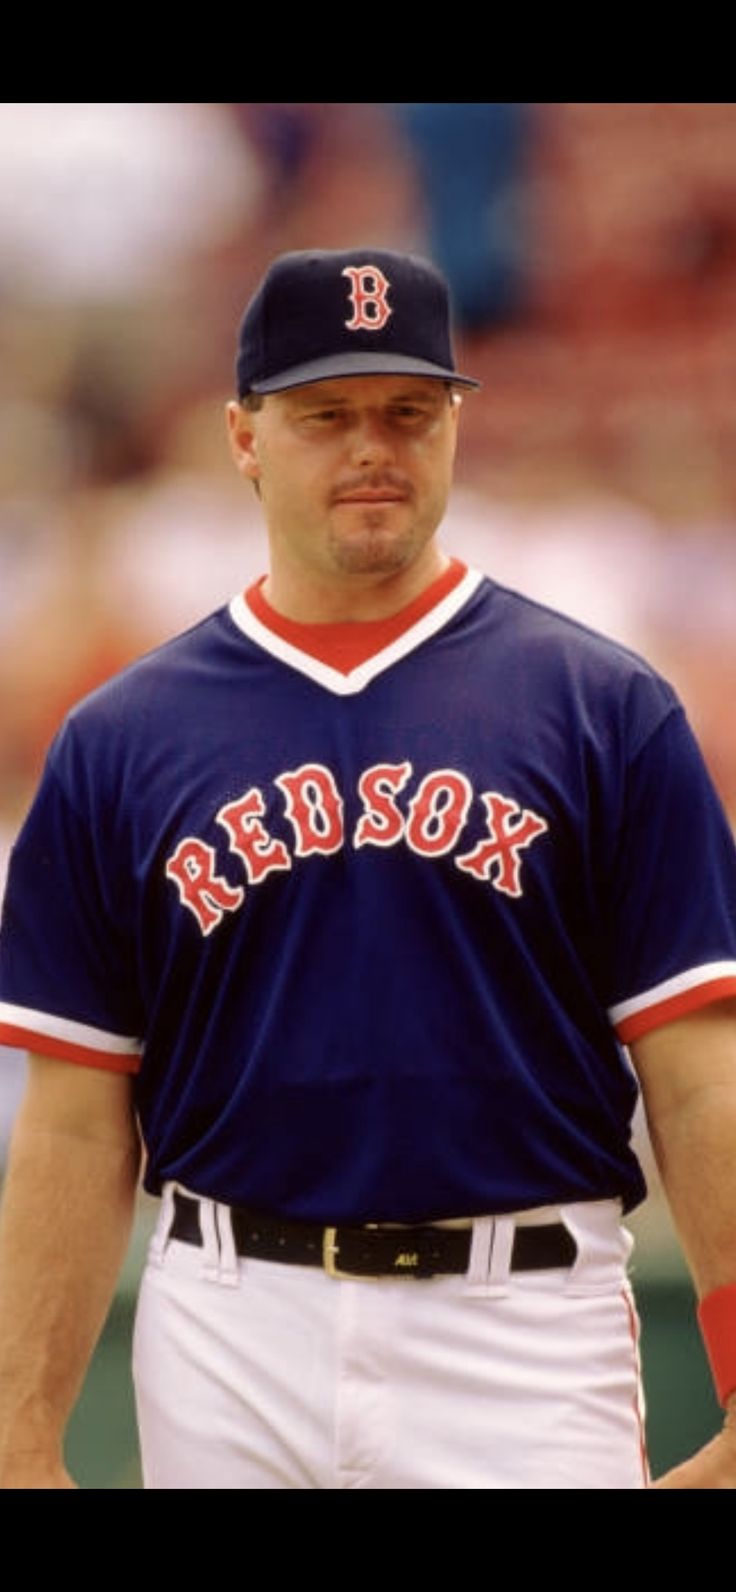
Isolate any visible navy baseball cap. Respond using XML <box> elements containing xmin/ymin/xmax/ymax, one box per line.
<box><xmin>235</xmin><ymin>248</ymin><xmax>481</xmax><ymax>397</ymax></box>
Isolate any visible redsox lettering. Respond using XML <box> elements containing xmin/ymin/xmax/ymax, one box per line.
<box><xmin>3</xmin><ymin>560</ymin><xmax>734</xmax><ymax>1227</ymax></box>
<box><xmin>166</xmin><ymin>756</ymin><xmax>549</xmax><ymax>936</ymax></box>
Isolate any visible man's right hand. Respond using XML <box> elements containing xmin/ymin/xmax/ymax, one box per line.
<box><xmin>0</xmin><ymin>1456</ymin><xmax>77</xmax><ymax>1489</ymax></box>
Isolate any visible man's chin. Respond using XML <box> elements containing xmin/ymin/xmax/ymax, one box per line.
<box><xmin>328</xmin><ymin>535</ymin><xmax>416</xmax><ymax>576</ymax></box>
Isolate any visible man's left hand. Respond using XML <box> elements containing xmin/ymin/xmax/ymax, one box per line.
<box><xmin>652</xmin><ymin>1415</ymin><xmax>736</xmax><ymax>1488</ymax></box>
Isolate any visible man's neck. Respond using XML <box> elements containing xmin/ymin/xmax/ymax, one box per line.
<box><xmin>261</xmin><ymin>546</ymin><xmax>450</xmax><ymax>624</ymax></box>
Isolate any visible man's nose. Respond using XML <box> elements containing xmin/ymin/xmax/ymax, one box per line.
<box><xmin>348</xmin><ymin>414</ymin><xmax>395</xmax><ymax>466</ymax></box>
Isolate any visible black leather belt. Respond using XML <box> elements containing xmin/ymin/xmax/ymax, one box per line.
<box><xmin>170</xmin><ymin>1191</ymin><xmax>577</xmax><ymax>1279</ymax></box>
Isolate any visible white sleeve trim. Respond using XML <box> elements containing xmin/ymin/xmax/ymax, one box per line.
<box><xmin>608</xmin><ymin>961</ymin><xmax>736</xmax><ymax>1026</ymax></box>
<box><xmin>0</xmin><ymin>1000</ymin><xmax>141</xmax><ymax>1054</ymax></box>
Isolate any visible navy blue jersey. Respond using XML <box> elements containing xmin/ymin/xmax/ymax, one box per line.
<box><xmin>2</xmin><ymin>566</ymin><xmax>736</xmax><ymax>1221</ymax></box>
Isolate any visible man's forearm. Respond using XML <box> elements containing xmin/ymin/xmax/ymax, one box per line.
<box><xmin>0</xmin><ymin>1083</ymin><xmax>141</xmax><ymax>1487</ymax></box>
<box><xmin>632</xmin><ymin>1006</ymin><xmax>736</xmax><ymax>1296</ymax></box>
<box><xmin>631</xmin><ymin>1003</ymin><xmax>736</xmax><ymax>1485</ymax></box>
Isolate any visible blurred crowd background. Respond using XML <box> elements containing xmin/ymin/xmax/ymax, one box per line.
<box><xmin>2</xmin><ymin>104</ymin><xmax>736</xmax><ymax>852</ymax></box>
<box><xmin>3</xmin><ymin>102</ymin><xmax>736</xmax><ymax>1142</ymax></box>
<box><xmin>1</xmin><ymin>106</ymin><xmax>736</xmax><ymax>1477</ymax></box>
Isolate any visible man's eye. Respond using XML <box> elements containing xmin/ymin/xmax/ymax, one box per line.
<box><xmin>392</xmin><ymin>406</ymin><xmax>432</xmax><ymax>422</ymax></box>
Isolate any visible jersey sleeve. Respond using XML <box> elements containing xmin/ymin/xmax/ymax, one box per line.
<box><xmin>604</xmin><ymin>703</ymin><xmax>736</xmax><ymax>1043</ymax></box>
<box><xmin>0</xmin><ymin>732</ymin><xmax>143</xmax><ymax>1072</ymax></box>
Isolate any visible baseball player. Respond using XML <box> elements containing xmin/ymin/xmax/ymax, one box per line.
<box><xmin>1</xmin><ymin>248</ymin><xmax>736</xmax><ymax>1490</ymax></box>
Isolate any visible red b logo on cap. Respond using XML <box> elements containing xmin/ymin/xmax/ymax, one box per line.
<box><xmin>342</xmin><ymin>265</ymin><xmax>392</xmax><ymax>331</ymax></box>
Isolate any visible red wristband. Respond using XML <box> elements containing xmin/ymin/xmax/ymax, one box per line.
<box><xmin>697</xmin><ymin>1283</ymin><xmax>736</xmax><ymax>1406</ymax></box>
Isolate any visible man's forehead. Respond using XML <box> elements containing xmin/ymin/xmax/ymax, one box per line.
<box><xmin>277</xmin><ymin>375</ymin><xmax>450</xmax><ymax>407</ymax></box>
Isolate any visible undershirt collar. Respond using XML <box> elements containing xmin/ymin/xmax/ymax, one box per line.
<box><xmin>244</xmin><ymin>558</ymin><xmax>468</xmax><ymax>675</ymax></box>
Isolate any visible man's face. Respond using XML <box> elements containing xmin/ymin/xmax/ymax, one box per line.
<box><xmin>227</xmin><ymin>374</ymin><xmax>460</xmax><ymax>586</ymax></box>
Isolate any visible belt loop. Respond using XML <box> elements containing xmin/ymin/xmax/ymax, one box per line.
<box><xmin>214</xmin><ymin>1202</ymin><xmax>241</xmax><ymax>1288</ymax></box>
<box><xmin>465</xmin><ymin>1215</ymin><xmax>514</xmax><ymax>1298</ymax></box>
<box><xmin>465</xmin><ymin>1216</ymin><xmax>494</xmax><ymax>1293</ymax></box>
<box><xmin>559</xmin><ymin>1200</ymin><xmax>629</xmax><ymax>1294</ymax></box>
<box><xmin>149</xmin><ymin>1181</ymin><xmax>177</xmax><ymax>1267</ymax></box>
<box><xmin>488</xmin><ymin>1216</ymin><xmax>515</xmax><ymax>1287</ymax></box>
<box><xmin>197</xmin><ymin>1197</ymin><xmax>221</xmax><ymax>1281</ymax></box>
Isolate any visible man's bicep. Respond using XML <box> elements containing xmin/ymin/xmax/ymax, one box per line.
<box><xmin>629</xmin><ymin>999</ymin><xmax>736</xmax><ymax>1297</ymax></box>
<box><xmin>629</xmin><ymin>998</ymin><xmax>736</xmax><ymax>1121</ymax></box>
<box><xmin>16</xmin><ymin>1052</ymin><xmax>139</xmax><ymax>1150</ymax></box>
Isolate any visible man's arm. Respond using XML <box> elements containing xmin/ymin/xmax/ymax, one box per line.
<box><xmin>630</xmin><ymin>999</ymin><xmax>736</xmax><ymax>1489</ymax></box>
<box><xmin>0</xmin><ymin>1053</ymin><xmax>141</xmax><ymax>1489</ymax></box>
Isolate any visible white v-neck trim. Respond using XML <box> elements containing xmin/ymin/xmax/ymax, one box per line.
<box><xmin>228</xmin><ymin>567</ymin><xmax>485</xmax><ymax>696</ymax></box>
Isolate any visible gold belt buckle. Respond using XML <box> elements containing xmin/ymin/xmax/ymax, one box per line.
<box><xmin>322</xmin><ymin>1225</ymin><xmax>420</xmax><ymax>1281</ymax></box>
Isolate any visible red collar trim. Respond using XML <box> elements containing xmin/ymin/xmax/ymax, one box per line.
<box><xmin>244</xmin><ymin>559</ymin><xmax>468</xmax><ymax>675</ymax></box>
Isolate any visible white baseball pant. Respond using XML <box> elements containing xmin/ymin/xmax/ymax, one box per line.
<box><xmin>132</xmin><ymin>1192</ymin><xmax>648</xmax><ymax>1489</ymax></box>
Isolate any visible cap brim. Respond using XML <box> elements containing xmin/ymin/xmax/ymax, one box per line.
<box><xmin>247</xmin><ymin>350</ymin><xmax>481</xmax><ymax>395</ymax></box>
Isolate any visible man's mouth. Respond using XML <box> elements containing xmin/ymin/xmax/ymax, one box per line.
<box><xmin>332</xmin><ymin>486</ymin><xmax>409</xmax><ymax>505</ymax></box>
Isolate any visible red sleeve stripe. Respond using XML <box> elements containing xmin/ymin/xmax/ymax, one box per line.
<box><xmin>0</xmin><ymin>1001</ymin><xmax>141</xmax><ymax>1073</ymax></box>
<box><xmin>610</xmin><ymin>970</ymin><xmax>736</xmax><ymax>1045</ymax></box>
<box><xmin>0</xmin><ymin>1023</ymin><xmax>140</xmax><ymax>1073</ymax></box>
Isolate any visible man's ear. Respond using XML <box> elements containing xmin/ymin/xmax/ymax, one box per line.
<box><xmin>226</xmin><ymin>400</ymin><xmax>261</xmax><ymax>484</ymax></box>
